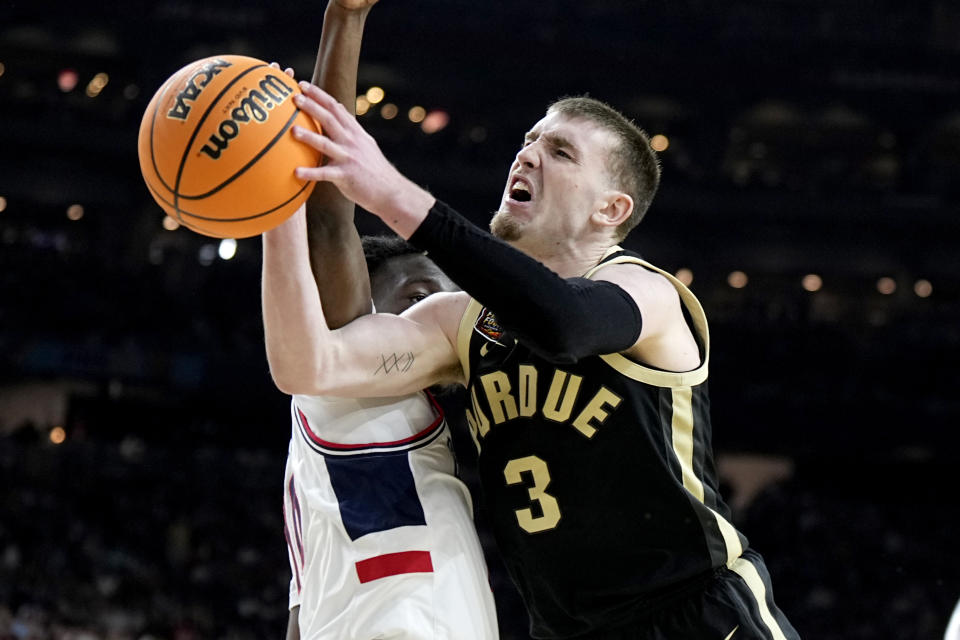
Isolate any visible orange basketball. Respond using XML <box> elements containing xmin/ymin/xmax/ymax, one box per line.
<box><xmin>137</xmin><ymin>55</ymin><xmax>321</xmax><ymax>238</ymax></box>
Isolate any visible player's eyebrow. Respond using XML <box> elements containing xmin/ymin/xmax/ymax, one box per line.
<box><xmin>524</xmin><ymin>130</ymin><xmax>579</xmax><ymax>155</ymax></box>
<box><xmin>399</xmin><ymin>275</ymin><xmax>443</xmax><ymax>287</ymax></box>
<box><xmin>542</xmin><ymin>132</ymin><xmax>577</xmax><ymax>154</ymax></box>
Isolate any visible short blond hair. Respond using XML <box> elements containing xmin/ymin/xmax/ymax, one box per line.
<box><xmin>548</xmin><ymin>96</ymin><xmax>661</xmax><ymax>240</ymax></box>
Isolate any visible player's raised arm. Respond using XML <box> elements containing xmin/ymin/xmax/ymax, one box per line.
<box><xmin>303</xmin><ymin>0</ymin><xmax>378</xmax><ymax>329</ymax></box>
<box><xmin>262</xmin><ymin>207</ymin><xmax>466</xmax><ymax>398</ymax></box>
<box><xmin>264</xmin><ymin>0</ymin><xmax>377</xmax><ymax>393</ymax></box>
<box><xmin>277</xmin><ymin>3</ymin><xmax>378</xmax><ymax>638</ymax></box>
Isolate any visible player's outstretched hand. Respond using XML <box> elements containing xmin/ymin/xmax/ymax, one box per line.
<box><xmin>292</xmin><ymin>82</ymin><xmax>432</xmax><ymax>237</ymax></box>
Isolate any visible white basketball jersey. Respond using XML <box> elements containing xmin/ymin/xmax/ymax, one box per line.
<box><xmin>283</xmin><ymin>391</ymin><xmax>499</xmax><ymax>640</ymax></box>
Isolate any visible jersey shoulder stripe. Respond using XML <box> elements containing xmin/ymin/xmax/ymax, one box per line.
<box><xmin>293</xmin><ymin>392</ymin><xmax>446</xmax><ymax>458</ymax></box>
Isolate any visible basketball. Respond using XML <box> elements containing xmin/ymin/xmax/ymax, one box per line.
<box><xmin>137</xmin><ymin>54</ymin><xmax>321</xmax><ymax>238</ymax></box>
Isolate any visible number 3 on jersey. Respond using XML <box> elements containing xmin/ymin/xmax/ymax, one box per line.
<box><xmin>504</xmin><ymin>455</ymin><xmax>561</xmax><ymax>533</ymax></box>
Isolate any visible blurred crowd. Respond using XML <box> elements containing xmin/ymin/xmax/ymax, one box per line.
<box><xmin>2</xmin><ymin>204</ymin><xmax>959</xmax><ymax>638</ymax></box>
<box><xmin>1</xmin><ymin>415</ymin><xmax>958</xmax><ymax>639</ymax></box>
<box><xmin>2</xmin><ymin>202</ymin><xmax>960</xmax><ymax>639</ymax></box>
<box><xmin>3</xmin><ymin>2</ymin><xmax>960</xmax><ymax>638</ymax></box>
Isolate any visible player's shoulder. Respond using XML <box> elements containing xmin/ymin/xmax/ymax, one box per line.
<box><xmin>592</xmin><ymin>259</ymin><xmax>677</xmax><ymax>299</ymax></box>
<box><xmin>399</xmin><ymin>290</ymin><xmax>471</xmax><ymax>345</ymax></box>
<box><xmin>401</xmin><ymin>290</ymin><xmax>470</xmax><ymax>319</ymax></box>
<box><xmin>403</xmin><ymin>291</ymin><xmax>470</xmax><ymax>318</ymax></box>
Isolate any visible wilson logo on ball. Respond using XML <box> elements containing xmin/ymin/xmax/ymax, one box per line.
<box><xmin>200</xmin><ymin>74</ymin><xmax>296</xmax><ymax>160</ymax></box>
<box><xmin>138</xmin><ymin>54</ymin><xmax>322</xmax><ymax>239</ymax></box>
<box><xmin>167</xmin><ymin>58</ymin><xmax>233</xmax><ymax>121</ymax></box>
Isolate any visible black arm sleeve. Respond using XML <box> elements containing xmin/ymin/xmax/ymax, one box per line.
<box><xmin>408</xmin><ymin>199</ymin><xmax>642</xmax><ymax>363</ymax></box>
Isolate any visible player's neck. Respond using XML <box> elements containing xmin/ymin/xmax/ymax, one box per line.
<box><xmin>519</xmin><ymin>236</ymin><xmax>616</xmax><ymax>278</ymax></box>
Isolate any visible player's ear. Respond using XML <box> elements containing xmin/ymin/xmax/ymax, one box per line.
<box><xmin>592</xmin><ymin>191</ymin><xmax>634</xmax><ymax>229</ymax></box>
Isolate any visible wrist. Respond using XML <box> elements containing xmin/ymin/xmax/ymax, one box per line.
<box><xmin>327</xmin><ymin>1</ymin><xmax>373</xmax><ymax>22</ymax></box>
<box><xmin>305</xmin><ymin>183</ymin><xmax>355</xmax><ymax>223</ymax></box>
<box><xmin>305</xmin><ymin>214</ymin><xmax>357</xmax><ymax>239</ymax></box>
<box><xmin>378</xmin><ymin>178</ymin><xmax>435</xmax><ymax>239</ymax></box>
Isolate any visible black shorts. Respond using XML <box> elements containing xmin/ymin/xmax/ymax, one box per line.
<box><xmin>577</xmin><ymin>549</ymin><xmax>800</xmax><ymax>640</ymax></box>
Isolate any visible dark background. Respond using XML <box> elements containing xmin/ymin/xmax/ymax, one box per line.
<box><xmin>1</xmin><ymin>1</ymin><xmax>959</xmax><ymax>638</ymax></box>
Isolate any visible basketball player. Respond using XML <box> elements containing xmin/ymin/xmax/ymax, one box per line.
<box><xmin>269</xmin><ymin>1</ymin><xmax>498</xmax><ymax>638</ymax></box>
<box><xmin>262</xmin><ymin>72</ymin><xmax>801</xmax><ymax>637</ymax></box>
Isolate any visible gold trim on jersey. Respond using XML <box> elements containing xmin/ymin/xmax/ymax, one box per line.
<box><xmin>599</xmin><ymin>353</ymin><xmax>707</xmax><ymax>387</ymax></box>
<box><xmin>669</xmin><ymin>385</ymin><xmax>743</xmax><ymax>566</ymax></box>
<box><xmin>730</xmin><ymin>558</ymin><xmax>790</xmax><ymax>640</ymax></box>
<box><xmin>585</xmin><ymin>248</ymin><xmax>710</xmax><ymax>389</ymax></box>
<box><xmin>457</xmin><ymin>298</ymin><xmax>485</xmax><ymax>383</ymax></box>
<box><xmin>715</xmin><ymin>512</ymin><xmax>744</xmax><ymax>566</ymax></box>
<box><xmin>671</xmin><ymin>387</ymin><xmax>704</xmax><ymax>502</ymax></box>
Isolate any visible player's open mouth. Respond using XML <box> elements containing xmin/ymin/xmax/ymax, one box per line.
<box><xmin>509</xmin><ymin>177</ymin><xmax>533</xmax><ymax>202</ymax></box>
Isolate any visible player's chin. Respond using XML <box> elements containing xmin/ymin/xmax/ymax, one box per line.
<box><xmin>490</xmin><ymin>210</ymin><xmax>524</xmax><ymax>242</ymax></box>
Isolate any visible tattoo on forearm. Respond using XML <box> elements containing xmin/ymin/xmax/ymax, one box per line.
<box><xmin>374</xmin><ymin>352</ymin><xmax>415</xmax><ymax>375</ymax></box>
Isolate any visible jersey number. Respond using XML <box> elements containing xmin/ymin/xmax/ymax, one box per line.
<box><xmin>504</xmin><ymin>455</ymin><xmax>561</xmax><ymax>533</ymax></box>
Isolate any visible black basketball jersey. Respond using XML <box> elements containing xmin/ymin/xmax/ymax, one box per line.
<box><xmin>455</xmin><ymin>247</ymin><xmax>748</xmax><ymax>638</ymax></box>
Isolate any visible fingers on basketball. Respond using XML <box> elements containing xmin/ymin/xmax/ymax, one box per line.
<box><xmin>137</xmin><ymin>55</ymin><xmax>322</xmax><ymax>238</ymax></box>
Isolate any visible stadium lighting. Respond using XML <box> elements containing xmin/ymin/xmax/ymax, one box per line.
<box><xmin>218</xmin><ymin>238</ymin><xmax>237</xmax><ymax>260</ymax></box>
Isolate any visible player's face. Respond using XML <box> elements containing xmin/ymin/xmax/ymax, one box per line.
<box><xmin>370</xmin><ymin>253</ymin><xmax>458</xmax><ymax>315</ymax></box>
<box><xmin>491</xmin><ymin>111</ymin><xmax>620</xmax><ymax>248</ymax></box>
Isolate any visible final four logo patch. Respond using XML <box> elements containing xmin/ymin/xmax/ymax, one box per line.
<box><xmin>474</xmin><ymin>307</ymin><xmax>506</xmax><ymax>346</ymax></box>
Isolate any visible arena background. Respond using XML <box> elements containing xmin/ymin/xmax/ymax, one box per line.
<box><xmin>2</xmin><ymin>0</ymin><xmax>959</xmax><ymax>638</ymax></box>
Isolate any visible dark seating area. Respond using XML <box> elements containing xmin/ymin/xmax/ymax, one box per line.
<box><xmin>1</xmin><ymin>426</ymin><xmax>958</xmax><ymax>639</ymax></box>
<box><xmin>3</xmin><ymin>0</ymin><xmax>960</xmax><ymax>638</ymax></box>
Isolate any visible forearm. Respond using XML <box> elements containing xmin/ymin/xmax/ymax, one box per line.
<box><xmin>305</xmin><ymin>1</ymin><xmax>374</xmax><ymax>327</ymax></box>
<box><xmin>262</xmin><ymin>209</ymin><xmax>333</xmax><ymax>393</ymax></box>
<box><xmin>262</xmin><ymin>210</ymin><xmax>461</xmax><ymax>396</ymax></box>
<box><xmin>311</xmin><ymin>3</ymin><xmax>431</xmax><ymax>243</ymax></box>
<box><xmin>409</xmin><ymin>200</ymin><xmax>641</xmax><ymax>363</ymax></box>
<box><xmin>305</xmin><ymin>183</ymin><xmax>370</xmax><ymax>327</ymax></box>
<box><xmin>311</xmin><ymin>2</ymin><xmax>370</xmax><ymax>101</ymax></box>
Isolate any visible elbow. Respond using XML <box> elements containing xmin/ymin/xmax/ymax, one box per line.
<box><xmin>271</xmin><ymin>373</ymin><xmax>306</xmax><ymax>396</ymax></box>
<box><xmin>270</xmin><ymin>367</ymin><xmax>313</xmax><ymax>396</ymax></box>
<box><xmin>271</xmin><ymin>369</ymin><xmax>329</xmax><ymax>397</ymax></box>
<box><xmin>267</xmin><ymin>357</ymin><xmax>328</xmax><ymax>397</ymax></box>
<box><xmin>264</xmin><ymin>333</ymin><xmax>348</xmax><ymax>397</ymax></box>
<box><xmin>525</xmin><ymin>289</ymin><xmax>642</xmax><ymax>363</ymax></box>
<box><xmin>518</xmin><ymin>311</ymin><xmax>616</xmax><ymax>363</ymax></box>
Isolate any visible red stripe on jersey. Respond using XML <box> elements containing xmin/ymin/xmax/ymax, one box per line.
<box><xmin>355</xmin><ymin>551</ymin><xmax>434</xmax><ymax>584</ymax></box>
<box><xmin>288</xmin><ymin>475</ymin><xmax>305</xmax><ymax>564</ymax></box>
<box><xmin>296</xmin><ymin>395</ymin><xmax>443</xmax><ymax>451</ymax></box>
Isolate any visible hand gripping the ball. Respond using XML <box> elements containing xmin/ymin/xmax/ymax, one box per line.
<box><xmin>269</xmin><ymin>62</ymin><xmax>297</xmax><ymax>79</ymax></box>
<box><xmin>291</xmin><ymin>82</ymin><xmax>434</xmax><ymax>239</ymax></box>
